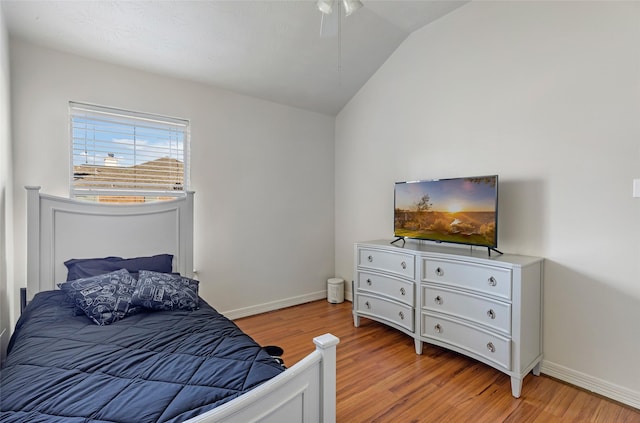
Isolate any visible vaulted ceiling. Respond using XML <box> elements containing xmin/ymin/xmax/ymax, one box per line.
<box><xmin>2</xmin><ymin>1</ymin><xmax>468</xmax><ymax>115</ymax></box>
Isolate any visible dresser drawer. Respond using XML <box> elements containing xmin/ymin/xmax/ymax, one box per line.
<box><xmin>421</xmin><ymin>284</ymin><xmax>511</xmax><ymax>335</ymax></box>
<box><xmin>358</xmin><ymin>248</ymin><xmax>415</xmax><ymax>279</ymax></box>
<box><xmin>356</xmin><ymin>294</ymin><xmax>414</xmax><ymax>332</ymax></box>
<box><xmin>357</xmin><ymin>271</ymin><xmax>413</xmax><ymax>306</ymax></box>
<box><xmin>422</xmin><ymin>312</ymin><xmax>511</xmax><ymax>370</ymax></box>
<box><xmin>423</xmin><ymin>259</ymin><xmax>511</xmax><ymax>300</ymax></box>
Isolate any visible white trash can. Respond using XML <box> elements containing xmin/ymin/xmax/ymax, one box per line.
<box><xmin>327</xmin><ymin>278</ymin><xmax>344</xmax><ymax>304</ymax></box>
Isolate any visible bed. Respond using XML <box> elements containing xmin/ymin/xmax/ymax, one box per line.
<box><xmin>0</xmin><ymin>187</ymin><xmax>339</xmax><ymax>423</ymax></box>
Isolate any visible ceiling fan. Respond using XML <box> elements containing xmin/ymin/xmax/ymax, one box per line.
<box><xmin>316</xmin><ymin>0</ymin><xmax>364</xmax><ymax>37</ymax></box>
<box><xmin>317</xmin><ymin>0</ymin><xmax>363</xmax><ymax>16</ymax></box>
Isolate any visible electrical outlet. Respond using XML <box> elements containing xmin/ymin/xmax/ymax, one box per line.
<box><xmin>634</xmin><ymin>179</ymin><xmax>640</xmax><ymax>198</ymax></box>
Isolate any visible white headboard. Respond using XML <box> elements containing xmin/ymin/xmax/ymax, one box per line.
<box><xmin>26</xmin><ymin>186</ymin><xmax>194</xmax><ymax>300</ymax></box>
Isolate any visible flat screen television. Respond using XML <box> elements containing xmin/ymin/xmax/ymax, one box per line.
<box><xmin>393</xmin><ymin>175</ymin><xmax>499</xmax><ymax>252</ymax></box>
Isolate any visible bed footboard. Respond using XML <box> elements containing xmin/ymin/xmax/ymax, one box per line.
<box><xmin>186</xmin><ymin>333</ymin><xmax>339</xmax><ymax>423</ymax></box>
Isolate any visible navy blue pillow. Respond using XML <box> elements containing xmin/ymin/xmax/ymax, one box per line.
<box><xmin>131</xmin><ymin>270</ymin><xmax>199</xmax><ymax>311</ymax></box>
<box><xmin>58</xmin><ymin>269</ymin><xmax>138</xmax><ymax>325</ymax></box>
<box><xmin>64</xmin><ymin>254</ymin><xmax>174</xmax><ymax>281</ymax></box>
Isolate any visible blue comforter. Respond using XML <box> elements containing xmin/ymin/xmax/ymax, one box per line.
<box><xmin>0</xmin><ymin>290</ymin><xmax>284</xmax><ymax>422</ymax></box>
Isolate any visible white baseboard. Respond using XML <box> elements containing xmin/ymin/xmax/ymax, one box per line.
<box><xmin>541</xmin><ymin>360</ymin><xmax>640</xmax><ymax>410</ymax></box>
<box><xmin>223</xmin><ymin>290</ymin><xmax>328</xmax><ymax>320</ymax></box>
<box><xmin>345</xmin><ymin>290</ymin><xmax>353</xmax><ymax>302</ymax></box>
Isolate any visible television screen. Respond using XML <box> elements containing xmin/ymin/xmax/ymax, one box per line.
<box><xmin>394</xmin><ymin>175</ymin><xmax>498</xmax><ymax>248</ymax></box>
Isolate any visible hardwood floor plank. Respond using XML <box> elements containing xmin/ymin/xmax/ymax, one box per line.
<box><xmin>235</xmin><ymin>300</ymin><xmax>640</xmax><ymax>423</ymax></box>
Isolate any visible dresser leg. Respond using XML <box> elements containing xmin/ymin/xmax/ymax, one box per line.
<box><xmin>414</xmin><ymin>339</ymin><xmax>423</xmax><ymax>355</ymax></box>
<box><xmin>533</xmin><ymin>361</ymin><xmax>541</xmax><ymax>376</ymax></box>
<box><xmin>510</xmin><ymin>377</ymin><xmax>523</xmax><ymax>398</ymax></box>
<box><xmin>353</xmin><ymin>314</ymin><xmax>360</xmax><ymax>328</ymax></box>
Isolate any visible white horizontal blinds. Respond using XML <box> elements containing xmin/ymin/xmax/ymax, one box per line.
<box><xmin>70</xmin><ymin>102</ymin><xmax>189</xmax><ymax>196</ymax></box>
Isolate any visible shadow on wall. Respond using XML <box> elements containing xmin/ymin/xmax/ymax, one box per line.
<box><xmin>497</xmin><ymin>178</ymin><xmax>546</xmax><ymax>255</ymax></box>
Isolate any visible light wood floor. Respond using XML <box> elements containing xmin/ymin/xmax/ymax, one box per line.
<box><xmin>235</xmin><ymin>299</ymin><xmax>640</xmax><ymax>423</ymax></box>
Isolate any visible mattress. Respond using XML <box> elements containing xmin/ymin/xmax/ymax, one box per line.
<box><xmin>0</xmin><ymin>290</ymin><xmax>284</xmax><ymax>422</ymax></box>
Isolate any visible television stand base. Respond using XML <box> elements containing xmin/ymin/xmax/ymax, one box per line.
<box><xmin>488</xmin><ymin>247</ymin><xmax>503</xmax><ymax>256</ymax></box>
<box><xmin>390</xmin><ymin>237</ymin><xmax>405</xmax><ymax>246</ymax></box>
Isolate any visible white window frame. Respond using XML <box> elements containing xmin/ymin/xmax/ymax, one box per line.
<box><xmin>70</xmin><ymin>102</ymin><xmax>190</xmax><ymax>201</ymax></box>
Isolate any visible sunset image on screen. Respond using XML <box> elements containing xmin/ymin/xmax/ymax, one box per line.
<box><xmin>394</xmin><ymin>176</ymin><xmax>497</xmax><ymax>247</ymax></box>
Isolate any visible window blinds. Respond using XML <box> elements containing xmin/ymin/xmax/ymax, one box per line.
<box><xmin>70</xmin><ymin>102</ymin><xmax>189</xmax><ymax>197</ymax></box>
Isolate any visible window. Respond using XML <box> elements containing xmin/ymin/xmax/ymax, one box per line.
<box><xmin>70</xmin><ymin>102</ymin><xmax>190</xmax><ymax>203</ymax></box>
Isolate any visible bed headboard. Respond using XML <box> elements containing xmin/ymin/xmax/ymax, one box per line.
<box><xmin>26</xmin><ymin>186</ymin><xmax>194</xmax><ymax>300</ymax></box>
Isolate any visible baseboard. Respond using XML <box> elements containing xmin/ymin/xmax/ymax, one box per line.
<box><xmin>345</xmin><ymin>290</ymin><xmax>353</xmax><ymax>302</ymax></box>
<box><xmin>541</xmin><ymin>360</ymin><xmax>640</xmax><ymax>410</ymax></box>
<box><xmin>223</xmin><ymin>290</ymin><xmax>328</xmax><ymax>320</ymax></box>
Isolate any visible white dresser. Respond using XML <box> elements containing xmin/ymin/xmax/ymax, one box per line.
<box><xmin>353</xmin><ymin>239</ymin><xmax>543</xmax><ymax>397</ymax></box>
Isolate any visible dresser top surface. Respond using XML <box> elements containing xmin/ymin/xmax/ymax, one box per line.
<box><xmin>357</xmin><ymin>239</ymin><xmax>543</xmax><ymax>268</ymax></box>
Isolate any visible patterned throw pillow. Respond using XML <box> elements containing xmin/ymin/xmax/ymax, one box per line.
<box><xmin>131</xmin><ymin>270</ymin><xmax>199</xmax><ymax>311</ymax></box>
<box><xmin>59</xmin><ymin>269</ymin><xmax>138</xmax><ymax>325</ymax></box>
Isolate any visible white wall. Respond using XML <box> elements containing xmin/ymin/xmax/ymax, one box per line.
<box><xmin>335</xmin><ymin>1</ymin><xmax>640</xmax><ymax>407</ymax></box>
<box><xmin>0</xmin><ymin>4</ymin><xmax>13</xmax><ymax>363</ymax></box>
<box><xmin>9</xmin><ymin>38</ymin><xmax>335</xmax><ymax>324</ymax></box>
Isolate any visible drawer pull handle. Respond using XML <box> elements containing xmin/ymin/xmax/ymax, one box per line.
<box><xmin>487</xmin><ymin>309</ymin><xmax>496</xmax><ymax>319</ymax></box>
<box><xmin>434</xmin><ymin>324</ymin><xmax>442</xmax><ymax>333</ymax></box>
<box><xmin>401</xmin><ymin>261</ymin><xmax>407</xmax><ymax>269</ymax></box>
<box><xmin>488</xmin><ymin>276</ymin><xmax>497</xmax><ymax>286</ymax></box>
<box><xmin>487</xmin><ymin>342</ymin><xmax>495</xmax><ymax>353</ymax></box>
<box><xmin>434</xmin><ymin>295</ymin><xmax>443</xmax><ymax>305</ymax></box>
<box><xmin>399</xmin><ymin>311</ymin><xmax>404</xmax><ymax>320</ymax></box>
<box><xmin>367</xmin><ymin>278</ymin><xmax>372</xmax><ymax>286</ymax></box>
<box><xmin>365</xmin><ymin>301</ymin><xmax>371</xmax><ymax>309</ymax></box>
<box><xmin>368</xmin><ymin>255</ymin><xmax>373</xmax><ymax>262</ymax></box>
<box><xmin>435</xmin><ymin>267</ymin><xmax>444</xmax><ymax>276</ymax></box>
<box><xmin>400</xmin><ymin>287</ymin><xmax>406</xmax><ymax>296</ymax></box>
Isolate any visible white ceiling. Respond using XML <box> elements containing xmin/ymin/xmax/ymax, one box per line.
<box><xmin>2</xmin><ymin>0</ymin><xmax>468</xmax><ymax>115</ymax></box>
